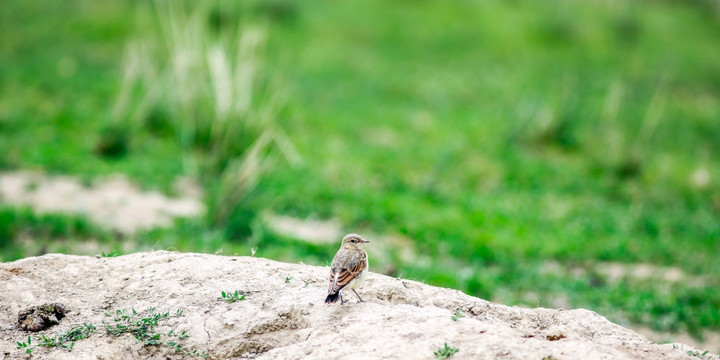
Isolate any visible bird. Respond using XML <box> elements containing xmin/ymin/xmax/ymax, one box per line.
<box><xmin>325</xmin><ymin>233</ymin><xmax>370</xmax><ymax>304</ymax></box>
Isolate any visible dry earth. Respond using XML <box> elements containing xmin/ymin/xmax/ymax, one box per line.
<box><xmin>0</xmin><ymin>251</ymin><xmax>712</xmax><ymax>360</ymax></box>
<box><xmin>0</xmin><ymin>171</ymin><xmax>203</xmax><ymax>234</ymax></box>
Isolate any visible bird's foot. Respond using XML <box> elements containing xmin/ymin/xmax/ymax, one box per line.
<box><xmin>352</xmin><ymin>289</ymin><xmax>365</xmax><ymax>302</ymax></box>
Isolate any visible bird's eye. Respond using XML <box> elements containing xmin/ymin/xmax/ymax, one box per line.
<box><xmin>351</xmin><ymin>239</ymin><xmax>356</xmax><ymax>243</ymax></box>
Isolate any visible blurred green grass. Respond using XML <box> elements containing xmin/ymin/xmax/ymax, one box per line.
<box><xmin>1</xmin><ymin>0</ymin><xmax>720</xmax><ymax>341</ymax></box>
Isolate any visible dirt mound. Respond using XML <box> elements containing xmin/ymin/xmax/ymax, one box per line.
<box><xmin>0</xmin><ymin>252</ymin><xmax>708</xmax><ymax>359</ymax></box>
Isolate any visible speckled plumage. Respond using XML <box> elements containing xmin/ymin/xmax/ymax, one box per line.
<box><xmin>325</xmin><ymin>234</ymin><xmax>370</xmax><ymax>304</ymax></box>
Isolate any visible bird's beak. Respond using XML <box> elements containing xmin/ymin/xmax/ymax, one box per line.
<box><xmin>362</xmin><ymin>239</ymin><xmax>370</xmax><ymax>243</ymax></box>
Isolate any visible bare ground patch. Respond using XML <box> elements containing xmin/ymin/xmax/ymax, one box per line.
<box><xmin>0</xmin><ymin>171</ymin><xmax>203</xmax><ymax>234</ymax></box>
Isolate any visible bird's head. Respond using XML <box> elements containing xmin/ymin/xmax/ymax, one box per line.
<box><xmin>341</xmin><ymin>233</ymin><xmax>370</xmax><ymax>249</ymax></box>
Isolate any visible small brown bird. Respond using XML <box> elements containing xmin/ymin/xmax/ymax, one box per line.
<box><xmin>325</xmin><ymin>233</ymin><xmax>370</xmax><ymax>304</ymax></box>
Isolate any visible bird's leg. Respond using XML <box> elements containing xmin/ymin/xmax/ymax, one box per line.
<box><xmin>340</xmin><ymin>291</ymin><xmax>348</xmax><ymax>304</ymax></box>
<box><xmin>352</xmin><ymin>289</ymin><xmax>365</xmax><ymax>302</ymax></box>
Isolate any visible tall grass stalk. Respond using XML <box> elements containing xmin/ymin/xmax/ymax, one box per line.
<box><xmin>110</xmin><ymin>0</ymin><xmax>299</xmax><ymax>229</ymax></box>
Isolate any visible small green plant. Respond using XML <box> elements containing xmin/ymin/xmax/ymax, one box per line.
<box><xmin>15</xmin><ymin>323</ymin><xmax>100</xmax><ymax>355</ymax></box>
<box><xmin>304</xmin><ymin>281</ymin><xmax>309</xmax><ymax>287</ymax></box>
<box><xmin>165</xmin><ymin>328</ymin><xmax>208</xmax><ymax>358</ymax></box>
<box><xmin>63</xmin><ymin>323</ymin><xmax>97</xmax><ymax>341</ymax></box>
<box><xmin>166</xmin><ymin>341</ymin><xmax>208</xmax><ymax>358</ymax></box>
<box><xmin>105</xmin><ymin>308</ymin><xmax>172</xmax><ymax>345</ymax></box>
<box><xmin>16</xmin><ymin>336</ymin><xmax>35</xmax><ymax>355</ymax></box>
<box><xmin>101</xmin><ymin>250</ymin><xmax>119</xmax><ymax>257</ymax></box>
<box><xmin>450</xmin><ymin>309</ymin><xmax>465</xmax><ymax>321</ymax></box>
<box><xmin>103</xmin><ymin>307</ymin><xmax>205</xmax><ymax>357</ymax></box>
<box><xmin>37</xmin><ymin>323</ymin><xmax>97</xmax><ymax>351</ymax></box>
<box><xmin>434</xmin><ymin>343</ymin><xmax>459</xmax><ymax>359</ymax></box>
<box><xmin>687</xmin><ymin>350</ymin><xmax>713</xmax><ymax>359</ymax></box>
<box><xmin>219</xmin><ymin>290</ymin><xmax>246</xmax><ymax>303</ymax></box>
<box><xmin>285</xmin><ymin>276</ymin><xmax>292</xmax><ymax>283</ymax></box>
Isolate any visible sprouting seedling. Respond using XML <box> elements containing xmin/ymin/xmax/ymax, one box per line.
<box><xmin>37</xmin><ymin>323</ymin><xmax>96</xmax><ymax>351</ymax></box>
<box><xmin>16</xmin><ymin>336</ymin><xmax>35</xmax><ymax>354</ymax></box>
<box><xmin>451</xmin><ymin>309</ymin><xmax>465</xmax><ymax>321</ymax></box>
<box><xmin>434</xmin><ymin>343</ymin><xmax>459</xmax><ymax>359</ymax></box>
<box><xmin>285</xmin><ymin>276</ymin><xmax>292</xmax><ymax>283</ymax></box>
<box><xmin>219</xmin><ymin>290</ymin><xmax>246</xmax><ymax>303</ymax></box>
<box><xmin>686</xmin><ymin>350</ymin><xmax>713</xmax><ymax>359</ymax></box>
<box><xmin>103</xmin><ymin>307</ymin><xmax>206</xmax><ymax>357</ymax></box>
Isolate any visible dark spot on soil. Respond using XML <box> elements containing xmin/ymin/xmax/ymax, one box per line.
<box><xmin>18</xmin><ymin>303</ymin><xmax>67</xmax><ymax>332</ymax></box>
<box><xmin>546</xmin><ymin>334</ymin><xmax>566</xmax><ymax>341</ymax></box>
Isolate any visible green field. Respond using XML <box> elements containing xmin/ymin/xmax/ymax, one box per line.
<box><xmin>1</xmin><ymin>0</ymin><xmax>719</xmax><ymax>346</ymax></box>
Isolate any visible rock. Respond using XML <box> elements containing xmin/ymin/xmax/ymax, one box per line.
<box><xmin>17</xmin><ymin>303</ymin><xmax>67</xmax><ymax>332</ymax></box>
<box><xmin>0</xmin><ymin>251</ymin><xmax>714</xmax><ymax>359</ymax></box>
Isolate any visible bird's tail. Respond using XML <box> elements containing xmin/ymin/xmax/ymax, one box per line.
<box><xmin>325</xmin><ymin>292</ymin><xmax>340</xmax><ymax>304</ymax></box>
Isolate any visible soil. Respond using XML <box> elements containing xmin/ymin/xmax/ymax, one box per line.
<box><xmin>0</xmin><ymin>251</ymin><xmax>711</xmax><ymax>360</ymax></box>
<box><xmin>0</xmin><ymin>171</ymin><xmax>202</xmax><ymax>234</ymax></box>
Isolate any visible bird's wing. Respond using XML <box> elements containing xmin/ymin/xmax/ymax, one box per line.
<box><xmin>328</xmin><ymin>250</ymin><xmax>367</xmax><ymax>295</ymax></box>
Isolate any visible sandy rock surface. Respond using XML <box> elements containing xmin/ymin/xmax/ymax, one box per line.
<box><xmin>0</xmin><ymin>252</ymin><xmax>707</xmax><ymax>359</ymax></box>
